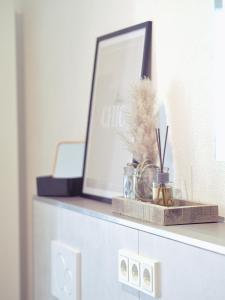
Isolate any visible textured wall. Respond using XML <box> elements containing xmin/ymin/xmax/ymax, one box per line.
<box><xmin>22</xmin><ymin>0</ymin><xmax>224</xmax><ymax>299</ymax></box>
<box><xmin>0</xmin><ymin>0</ymin><xmax>20</xmax><ymax>299</ymax></box>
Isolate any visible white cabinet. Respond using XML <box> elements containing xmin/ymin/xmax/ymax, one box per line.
<box><xmin>139</xmin><ymin>231</ymin><xmax>225</xmax><ymax>300</ymax></box>
<box><xmin>61</xmin><ymin>209</ymin><xmax>139</xmax><ymax>300</ymax></box>
<box><xmin>33</xmin><ymin>198</ymin><xmax>225</xmax><ymax>300</ymax></box>
<box><xmin>33</xmin><ymin>200</ymin><xmax>139</xmax><ymax>300</ymax></box>
<box><xmin>33</xmin><ymin>201</ymin><xmax>61</xmax><ymax>300</ymax></box>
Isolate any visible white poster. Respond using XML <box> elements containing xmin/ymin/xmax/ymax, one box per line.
<box><xmin>83</xmin><ymin>23</ymin><xmax>152</xmax><ymax>200</ymax></box>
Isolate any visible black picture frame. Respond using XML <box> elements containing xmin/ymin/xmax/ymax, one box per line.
<box><xmin>82</xmin><ymin>21</ymin><xmax>152</xmax><ymax>203</ymax></box>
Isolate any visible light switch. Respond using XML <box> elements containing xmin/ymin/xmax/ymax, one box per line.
<box><xmin>51</xmin><ymin>241</ymin><xmax>81</xmax><ymax>300</ymax></box>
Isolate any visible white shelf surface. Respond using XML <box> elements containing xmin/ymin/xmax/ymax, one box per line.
<box><xmin>34</xmin><ymin>196</ymin><xmax>225</xmax><ymax>256</ymax></box>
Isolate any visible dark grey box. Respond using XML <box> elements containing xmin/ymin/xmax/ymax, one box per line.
<box><xmin>36</xmin><ymin>176</ymin><xmax>83</xmax><ymax>197</ymax></box>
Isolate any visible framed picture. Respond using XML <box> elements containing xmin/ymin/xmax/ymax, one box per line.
<box><xmin>53</xmin><ymin>141</ymin><xmax>85</xmax><ymax>178</ymax></box>
<box><xmin>82</xmin><ymin>21</ymin><xmax>152</xmax><ymax>202</ymax></box>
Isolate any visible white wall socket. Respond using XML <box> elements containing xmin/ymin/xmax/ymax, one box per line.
<box><xmin>140</xmin><ymin>262</ymin><xmax>153</xmax><ymax>293</ymax></box>
<box><xmin>118</xmin><ymin>249</ymin><xmax>160</xmax><ymax>298</ymax></box>
<box><xmin>51</xmin><ymin>241</ymin><xmax>81</xmax><ymax>300</ymax></box>
<box><xmin>129</xmin><ymin>258</ymin><xmax>140</xmax><ymax>287</ymax></box>
<box><xmin>118</xmin><ymin>255</ymin><xmax>129</xmax><ymax>282</ymax></box>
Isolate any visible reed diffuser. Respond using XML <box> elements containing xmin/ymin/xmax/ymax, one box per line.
<box><xmin>153</xmin><ymin>126</ymin><xmax>173</xmax><ymax>206</ymax></box>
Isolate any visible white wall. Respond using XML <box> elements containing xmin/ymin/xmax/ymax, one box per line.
<box><xmin>22</xmin><ymin>0</ymin><xmax>224</xmax><ymax>299</ymax></box>
<box><xmin>0</xmin><ymin>0</ymin><xmax>20</xmax><ymax>299</ymax></box>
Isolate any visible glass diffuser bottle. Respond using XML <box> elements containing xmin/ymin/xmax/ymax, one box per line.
<box><xmin>154</xmin><ymin>126</ymin><xmax>174</xmax><ymax>206</ymax></box>
<box><xmin>152</xmin><ymin>168</ymin><xmax>173</xmax><ymax>206</ymax></box>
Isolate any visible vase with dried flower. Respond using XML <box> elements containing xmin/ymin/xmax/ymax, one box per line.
<box><xmin>120</xmin><ymin>78</ymin><xmax>158</xmax><ymax>200</ymax></box>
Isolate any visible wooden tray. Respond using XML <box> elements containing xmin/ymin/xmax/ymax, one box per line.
<box><xmin>112</xmin><ymin>197</ymin><xmax>219</xmax><ymax>226</ymax></box>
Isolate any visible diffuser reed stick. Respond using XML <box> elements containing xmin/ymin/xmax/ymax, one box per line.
<box><xmin>162</xmin><ymin>126</ymin><xmax>168</xmax><ymax>168</ymax></box>
<box><xmin>155</xmin><ymin>126</ymin><xmax>169</xmax><ymax>205</ymax></box>
<box><xmin>155</xmin><ymin>126</ymin><xmax>169</xmax><ymax>172</ymax></box>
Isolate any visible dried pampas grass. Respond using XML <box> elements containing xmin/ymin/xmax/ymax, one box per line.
<box><xmin>122</xmin><ymin>78</ymin><xmax>158</xmax><ymax>163</ymax></box>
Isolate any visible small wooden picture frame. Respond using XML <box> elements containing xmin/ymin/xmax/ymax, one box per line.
<box><xmin>52</xmin><ymin>141</ymin><xmax>85</xmax><ymax>178</ymax></box>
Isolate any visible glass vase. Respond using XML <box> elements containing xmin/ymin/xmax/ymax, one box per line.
<box><xmin>136</xmin><ymin>164</ymin><xmax>158</xmax><ymax>201</ymax></box>
<box><xmin>152</xmin><ymin>168</ymin><xmax>174</xmax><ymax>206</ymax></box>
<box><xmin>123</xmin><ymin>165</ymin><xmax>136</xmax><ymax>200</ymax></box>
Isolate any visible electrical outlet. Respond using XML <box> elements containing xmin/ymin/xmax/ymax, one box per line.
<box><xmin>129</xmin><ymin>259</ymin><xmax>140</xmax><ymax>287</ymax></box>
<box><xmin>118</xmin><ymin>255</ymin><xmax>129</xmax><ymax>282</ymax></box>
<box><xmin>140</xmin><ymin>263</ymin><xmax>153</xmax><ymax>293</ymax></box>
<box><xmin>140</xmin><ymin>257</ymin><xmax>159</xmax><ymax>297</ymax></box>
<box><xmin>118</xmin><ymin>249</ymin><xmax>160</xmax><ymax>298</ymax></box>
<box><xmin>51</xmin><ymin>241</ymin><xmax>81</xmax><ymax>300</ymax></box>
